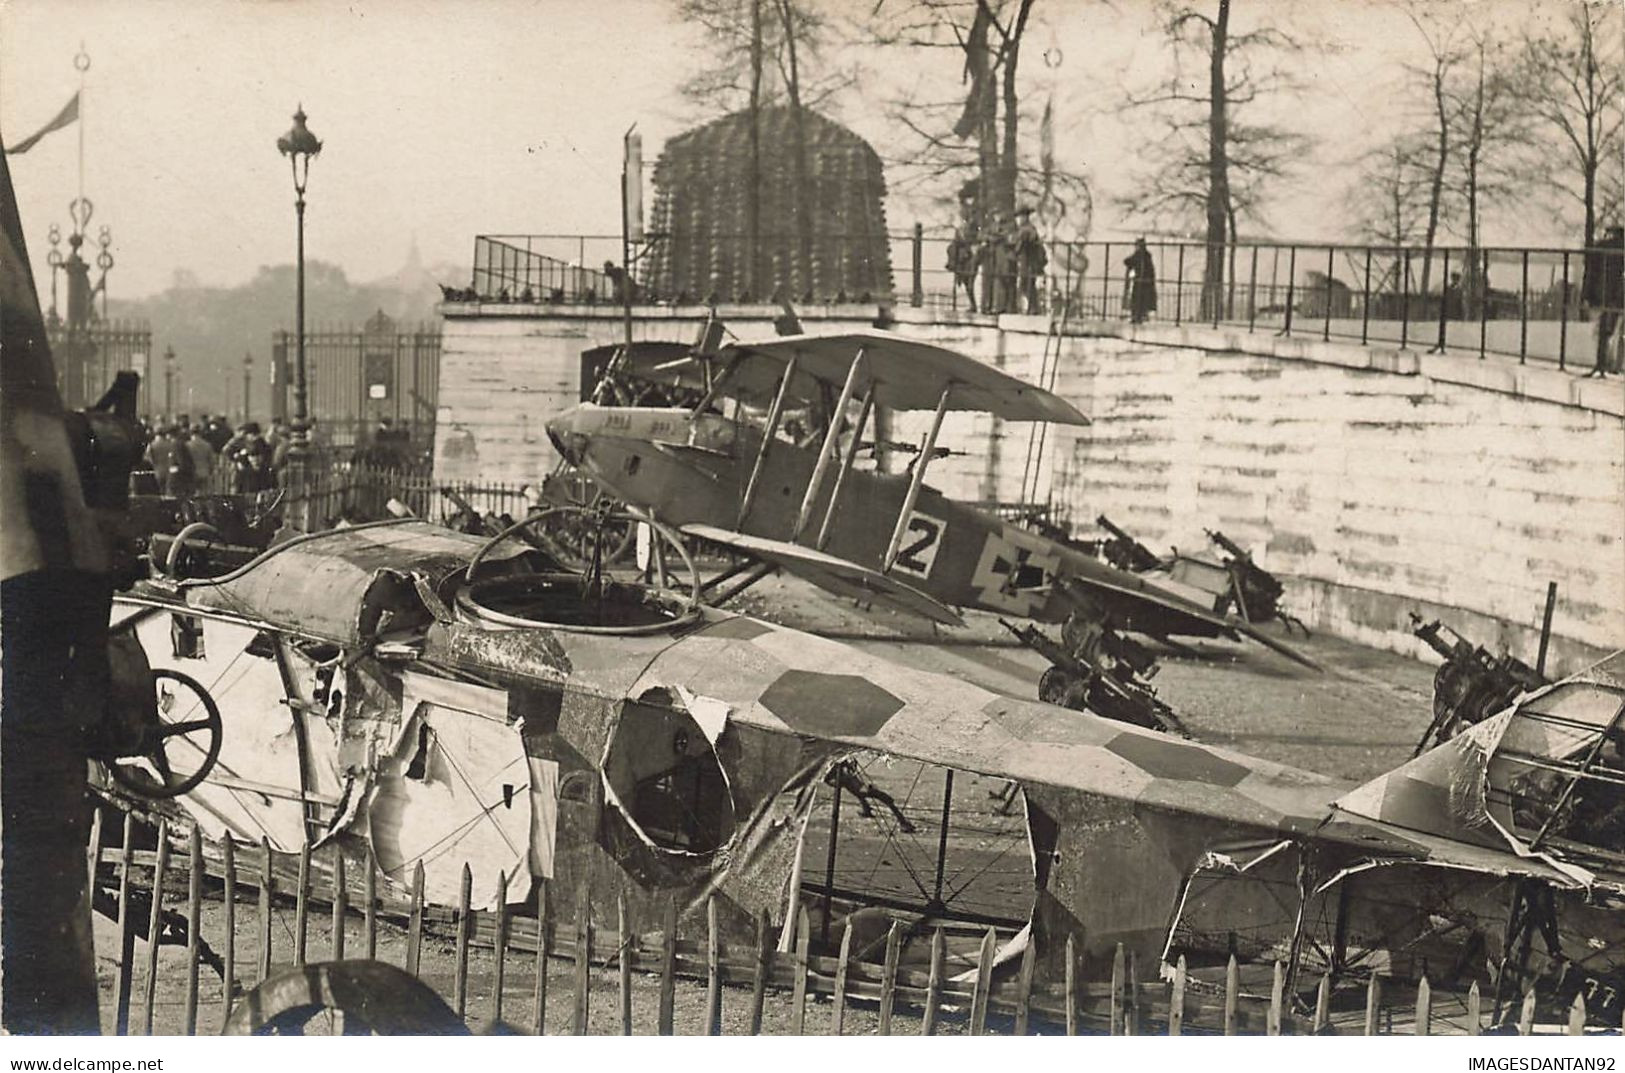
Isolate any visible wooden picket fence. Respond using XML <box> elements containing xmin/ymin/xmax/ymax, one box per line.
<box><xmin>89</xmin><ymin>808</ymin><xmax>1615</xmax><ymax>1037</ymax></box>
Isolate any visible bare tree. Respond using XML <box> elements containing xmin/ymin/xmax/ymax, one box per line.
<box><xmin>675</xmin><ymin>0</ymin><xmax>835</xmax><ymax>295</ymax></box>
<box><xmin>864</xmin><ymin>0</ymin><xmax>1040</xmax><ymax>227</ymax></box>
<box><xmin>1349</xmin><ymin>135</ymin><xmax>1435</xmax><ymax>248</ymax></box>
<box><xmin>1515</xmin><ymin>3</ymin><xmax>1624</xmax><ymax>249</ymax></box>
<box><xmin>1397</xmin><ymin>7</ymin><xmax>1467</xmax><ymax>302</ymax></box>
<box><xmin>1443</xmin><ymin>26</ymin><xmax>1528</xmax><ymax>313</ymax></box>
<box><xmin>1119</xmin><ymin>0</ymin><xmax>1315</xmax><ymax>319</ymax></box>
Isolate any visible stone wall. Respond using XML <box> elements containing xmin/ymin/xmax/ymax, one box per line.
<box><xmin>435</xmin><ymin>301</ymin><xmax>1623</xmax><ymax>674</ymax></box>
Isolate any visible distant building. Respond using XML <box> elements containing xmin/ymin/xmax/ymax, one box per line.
<box><xmin>644</xmin><ymin>105</ymin><xmax>893</xmax><ymax>304</ymax></box>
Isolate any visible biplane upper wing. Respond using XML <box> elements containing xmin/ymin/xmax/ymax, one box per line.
<box><xmin>682</xmin><ymin>523</ymin><xmax>965</xmax><ymax>627</ymax></box>
<box><xmin>708</xmin><ymin>329</ymin><xmax>1090</xmax><ymax>424</ymax></box>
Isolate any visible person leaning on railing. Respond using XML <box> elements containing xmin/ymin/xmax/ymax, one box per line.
<box><xmin>1583</xmin><ymin>223</ymin><xmax>1624</xmax><ymax>377</ymax></box>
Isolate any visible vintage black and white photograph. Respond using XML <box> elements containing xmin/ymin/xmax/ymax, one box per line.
<box><xmin>1</xmin><ymin>0</ymin><xmax>1621</xmax><ymax>1048</ymax></box>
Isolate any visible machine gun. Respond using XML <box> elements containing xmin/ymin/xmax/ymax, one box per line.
<box><xmin>1206</xmin><ymin>529</ymin><xmax>1306</xmax><ymax>634</ymax></box>
<box><xmin>1096</xmin><ymin>514</ymin><xmax>1164</xmax><ymax>573</ymax></box>
<box><xmin>1409</xmin><ymin>614</ymin><xmax>1547</xmax><ymax>756</ymax></box>
<box><xmin>999</xmin><ymin>617</ymin><xmax>1187</xmax><ymax>737</ymax></box>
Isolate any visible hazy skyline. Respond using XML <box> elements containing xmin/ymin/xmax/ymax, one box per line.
<box><xmin>2</xmin><ymin>0</ymin><xmax>1605</xmax><ymax>304</ymax></box>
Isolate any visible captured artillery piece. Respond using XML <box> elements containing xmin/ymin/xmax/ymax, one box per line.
<box><xmin>1000</xmin><ymin>607</ymin><xmax>1187</xmax><ymax>737</ymax></box>
<box><xmin>1409</xmin><ymin>614</ymin><xmax>1547</xmax><ymax>756</ymax></box>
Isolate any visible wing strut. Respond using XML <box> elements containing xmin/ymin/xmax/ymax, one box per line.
<box><xmin>736</xmin><ymin>354</ymin><xmax>799</xmax><ymax>528</ymax></box>
<box><xmin>882</xmin><ymin>382</ymin><xmax>952</xmax><ymax>573</ymax></box>
<box><xmin>814</xmin><ymin>388</ymin><xmax>875</xmax><ymax>552</ymax></box>
<box><xmin>790</xmin><ymin>347</ymin><xmax>865</xmax><ymax>543</ymax></box>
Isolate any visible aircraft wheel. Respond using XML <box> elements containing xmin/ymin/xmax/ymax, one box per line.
<box><xmin>1038</xmin><ymin>666</ymin><xmax>1089</xmax><ymax>710</ymax></box>
<box><xmin>106</xmin><ymin>668</ymin><xmax>223</xmax><ymax>799</ymax></box>
<box><xmin>222</xmin><ymin>960</ymin><xmax>470</xmax><ymax>1035</ymax></box>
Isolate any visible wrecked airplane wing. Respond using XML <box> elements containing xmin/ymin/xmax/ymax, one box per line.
<box><xmin>101</xmin><ymin>521</ymin><xmax>1624</xmax><ymax>1011</ymax></box>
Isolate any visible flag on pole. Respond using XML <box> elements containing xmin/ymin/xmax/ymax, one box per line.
<box><xmin>5</xmin><ymin>91</ymin><xmax>80</xmax><ymax>155</ymax></box>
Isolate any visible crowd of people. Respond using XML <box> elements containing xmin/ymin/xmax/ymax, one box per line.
<box><xmin>946</xmin><ymin>204</ymin><xmax>1049</xmax><ymax>316</ymax></box>
<box><xmin>138</xmin><ymin>414</ymin><xmax>289</xmax><ymax>497</ymax></box>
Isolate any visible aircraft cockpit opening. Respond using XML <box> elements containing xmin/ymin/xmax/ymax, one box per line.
<box><xmin>603</xmin><ymin>688</ymin><xmax>737</xmax><ymax>857</ymax></box>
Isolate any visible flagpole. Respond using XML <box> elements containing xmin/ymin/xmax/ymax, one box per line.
<box><xmin>74</xmin><ymin>46</ymin><xmax>89</xmax><ymax>204</ymax></box>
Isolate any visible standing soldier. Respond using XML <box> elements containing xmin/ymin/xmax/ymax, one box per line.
<box><xmin>1583</xmin><ymin>223</ymin><xmax>1624</xmax><ymax>377</ymax></box>
<box><xmin>1013</xmin><ymin>205</ymin><xmax>1047</xmax><ymax>315</ymax></box>
<box><xmin>947</xmin><ymin>221</ymin><xmax>981</xmax><ymax>312</ymax></box>
<box><xmin>1124</xmin><ymin>237</ymin><xmax>1158</xmax><ymax>324</ymax></box>
<box><xmin>981</xmin><ymin>210</ymin><xmax>1011</xmax><ymax>314</ymax></box>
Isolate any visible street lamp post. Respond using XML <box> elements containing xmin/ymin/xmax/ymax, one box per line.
<box><xmin>277</xmin><ymin>106</ymin><xmax>321</xmax><ymax>477</ymax></box>
<box><xmin>163</xmin><ymin>344</ymin><xmax>176</xmax><ymax>417</ymax></box>
<box><xmin>243</xmin><ymin>351</ymin><xmax>253</xmax><ymax>422</ymax></box>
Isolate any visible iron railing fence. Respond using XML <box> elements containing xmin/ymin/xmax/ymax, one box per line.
<box><xmin>48</xmin><ymin>318</ymin><xmax>155</xmax><ymax>411</ymax></box>
<box><xmin>270</xmin><ymin>324</ymin><xmax>441</xmax><ymax>437</ymax></box>
<box><xmin>465</xmin><ymin>231</ymin><xmax>1621</xmax><ymax>372</ymax></box>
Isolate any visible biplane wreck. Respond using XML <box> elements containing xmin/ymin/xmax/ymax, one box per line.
<box><xmin>97</xmin><ymin>514</ymin><xmax>1625</xmax><ymax>1025</ymax></box>
<box><xmin>544</xmin><ymin>329</ymin><xmax>1318</xmax><ymax>735</ymax></box>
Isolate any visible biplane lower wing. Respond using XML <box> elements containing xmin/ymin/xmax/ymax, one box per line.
<box><xmin>1062</xmin><ymin>569</ymin><xmax>1323</xmax><ymax>671</ymax></box>
<box><xmin>681</xmin><ymin>523</ymin><xmax>965</xmax><ymax>627</ymax></box>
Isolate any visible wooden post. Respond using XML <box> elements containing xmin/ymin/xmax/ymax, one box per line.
<box><xmin>453</xmin><ymin>863</ymin><xmax>472</xmax><ymax>1019</ymax></box>
<box><xmin>184</xmin><ymin>826</ymin><xmax>203</xmax><ymax>1035</ymax></box>
<box><xmin>748</xmin><ymin>908</ymin><xmax>770</xmax><ymax>1036</ymax></box>
<box><xmin>363</xmin><ymin>858</ymin><xmax>377</xmax><ymax>961</ymax></box>
<box><xmin>1415</xmin><ymin>975</ymin><xmax>1431</xmax><ymax>1036</ymax></box>
<box><xmin>257</xmin><ymin>837</ymin><xmax>272</xmax><ymax>982</ymax></box>
<box><xmin>406</xmin><ymin>860</ymin><xmax>425</xmax><ymax>978</ymax></box>
<box><xmin>1064</xmin><ymin>933</ymin><xmax>1078</xmax><ymax>1036</ymax></box>
<box><xmin>1169</xmin><ymin>955</ymin><xmax>1186</xmax><ymax>1036</ymax></box>
<box><xmin>1518</xmin><ymin>987</ymin><xmax>1536</xmax><ymax>1035</ymax></box>
<box><xmin>533</xmin><ymin>879</ymin><xmax>551</xmax><ymax>1035</ymax></box>
<box><xmin>1466</xmin><ymin>980</ymin><xmax>1481</xmax><ymax>1036</ymax></box>
<box><xmin>141</xmin><ymin>820</ymin><xmax>170</xmax><ymax>1036</ymax></box>
<box><xmin>1110</xmin><ymin>943</ymin><xmax>1125</xmax><ymax>1036</ymax></box>
<box><xmin>330</xmin><ymin>851</ymin><xmax>347</xmax><ymax>961</ymax></box>
<box><xmin>1314</xmin><ymin>973</ymin><xmax>1331</xmax><ymax>1034</ymax></box>
<box><xmin>1125</xmin><ymin>948</ymin><xmax>1140</xmax><ymax>1036</ymax></box>
<box><xmin>572</xmin><ymin>886</ymin><xmax>591</xmax><ymax>1036</ymax></box>
<box><xmin>1223</xmin><ymin>954</ymin><xmax>1239</xmax><ymax>1036</ymax></box>
<box><xmin>87</xmin><ymin>805</ymin><xmax>104</xmax><ymax>894</ymax></box>
<box><xmin>878</xmin><ymin>920</ymin><xmax>901</xmax><ymax>1036</ymax></box>
<box><xmin>706</xmin><ymin>894</ymin><xmax>723</xmax><ymax>1036</ymax></box>
<box><xmin>1568</xmin><ymin>992</ymin><xmax>1586</xmax><ymax>1035</ymax></box>
<box><xmin>491</xmin><ymin>870</ymin><xmax>509</xmax><ymax>1028</ymax></box>
<box><xmin>1364</xmin><ymin>973</ymin><xmax>1382</xmax><ymax>1036</ymax></box>
<box><xmin>1014</xmin><ymin>931</ymin><xmax>1036</xmax><ymax>1036</ymax></box>
<box><xmin>115</xmin><ymin>812</ymin><xmax>137</xmax><ymax>1035</ymax></box>
<box><xmin>293</xmin><ymin>841</ymin><xmax>310</xmax><ymax>966</ymax></box>
<box><xmin>831</xmin><ymin>919</ymin><xmax>853</xmax><ymax>1035</ymax></box>
<box><xmin>657</xmin><ymin>895</ymin><xmax>677</xmax><ymax>1035</ymax></box>
<box><xmin>220</xmin><ymin>834</ymin><xmax>236</xmax><ymax>1028</ymax></box>
<box><xmin>921</xmin><ymin>927</ymin><xmax>945</xmax><ymax>1036</ymax></box>
<box><xmin>969</xmin><ymin>926</ymin><xmax>996</xmax><ymax>1035</ymax></box>
<box><xmin>791</xmin><ymin>906</ymin><xmax>810</xmax><ymax>1035</ymax></box>
<box><xmin>1268</xmin><ymin>959</ymin><xmax>1284</xmax><ymax>1036</ymax></box>
<box><xmin>618</xmin><ymin>891</ymin><xmax>633</xmax><ymax>1037</ymax></box>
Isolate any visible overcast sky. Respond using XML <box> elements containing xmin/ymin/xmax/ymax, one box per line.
<box><xmin>1</xmin><ymin>0</ymin><xmax>1599</xmax><ymax>301</ymax></box>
